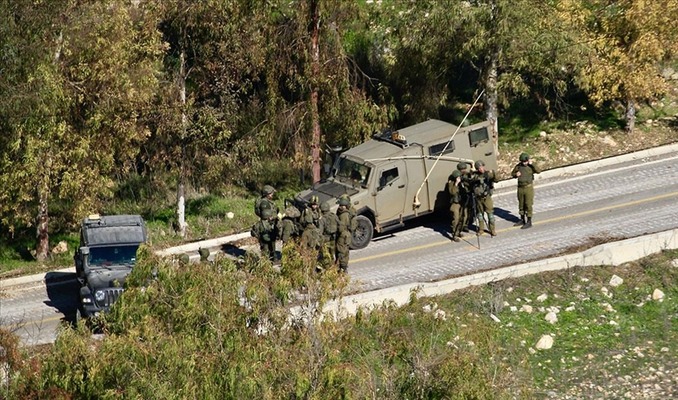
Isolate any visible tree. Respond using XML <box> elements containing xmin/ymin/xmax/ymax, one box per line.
<box><xmin>567</xmin><ymin>0</ymin><xmax>678</xmax><ymax>132</ymax></box>
<box><xmin>0</xmin><ymin>0</ymin><xmax>163</xmax><ymax>259</ymax></box>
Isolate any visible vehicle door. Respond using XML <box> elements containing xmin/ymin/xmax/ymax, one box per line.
<box><xmin>468</xmin><ymin>122</ymin><xmax>498</xmax><ymax>171</ymax></box>
<box><xmin>374</xmin><ymin>160</ymin><xmax>407</xmax><ymax>224</ymax></box>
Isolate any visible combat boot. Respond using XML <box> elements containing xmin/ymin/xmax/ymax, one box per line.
<box><xmin>452</xmin><ymin>235</ymin><xmax>461</xmax><ymax>242</ymax></box>
<box><xmin>521</xmin><ymin>217</ymin><xmax>532</xmax><ymax>229</ymax></box>
<box><xmin>513</xmin><ymin>215</ymin><xmax>525</xmax><ymax>226</ymax></box>
<box><xmin>489</xmin><ymin>222</ymin><xmax>496</xmax><ymax>236</ymax></box>
<box><xmin>477</xmin><ymin>219</ymin><xmax>485</xmax><ymax>235</ymax></box>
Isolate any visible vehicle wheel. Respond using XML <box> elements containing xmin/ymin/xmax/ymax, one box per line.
<box><xmin>350</xmin><ymin>215</ymin><xmax>373</xmax><ymax>249</ymax></box>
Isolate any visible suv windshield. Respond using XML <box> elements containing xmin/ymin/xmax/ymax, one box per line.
<box><xmin>89</xmin><ymin>245</ymin><xmax>139</xmax><ymax>267</ymax></box>
<box><xmin>334</xmin><ymin>157</ymin><xmax>371</xmax><ymax>187</ymax></box>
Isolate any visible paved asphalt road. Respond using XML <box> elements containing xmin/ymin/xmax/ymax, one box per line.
<box><xmin>2</xmin><ymin>146</ymin><xmax>678</xmax><ymax>346</ymax></box>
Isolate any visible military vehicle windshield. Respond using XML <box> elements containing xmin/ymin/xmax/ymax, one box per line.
<box><xmin>334</xmin><ymin>157</ymin><xmax>371</xmax><ymax>187</ymax></box>
<box><xmin>88</xmin><ymin>245</ymin><xmax>139</xmax><ymax>268</ymax></box>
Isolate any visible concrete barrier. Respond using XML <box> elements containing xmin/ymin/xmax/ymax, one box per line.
<box><xmin>322</xmin><ymin>228</ymin><xmax>678</xmax><ymax>318</ymax></box>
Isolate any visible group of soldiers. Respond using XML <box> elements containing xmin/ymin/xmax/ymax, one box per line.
<box><xmin>251</xmin><ymin>185</ymin><xmax>353</xmax><ymax>272</ymax></box>
<box><xmin>447</xmin><ymin>152</ymin><xmax>540</xmax><ymax>241</ymax></box>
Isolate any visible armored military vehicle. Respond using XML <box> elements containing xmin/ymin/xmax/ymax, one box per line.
<box><xmin>74</xmin><ymin>214</ymin><xmax>147</xmax><ymax>320</ymax></box>
<box><xmin>293</xmin><ymin>119</ymin><xmax>497</xmax><ymax>249</ymax></box>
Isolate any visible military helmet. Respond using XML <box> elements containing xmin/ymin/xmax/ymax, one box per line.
<box><xmin>320</xmin><ymin>201</ymin><xmax>330</xmax><ymax>212</ymax></box>
<box><xmin>337</xmin><ymin>197</ymin><xmax>351</xmax><ymax>207</ymax></box>
<box><xmin>474</xmin><ymin>160</ymin><xmax>485</xmax><ymax>170</ymax></box>
<box><xmin>456</xmin><ymin>162</ymin><xmax>468</xmax><ymax>171</ymax></box>
<box><xmin>451</xmin><ymin>170</ymin><xmax>462</xmax><ymax>179</ymax></box>
<box><xmin>309</xmin><ymin>195</ymin><xmax>319</xmax><ymax>205</ymax></box>
<box><xmin>519</xmin><ymin>152</ymin><xmax>530</xmax><ymax>162</ymax></box>
<box><xmin>262</xmin><ymin>185</ymin><xmax>275</xmax><ymax>196</ymax></box>
<box><xmin>261</xmin><ymin>208</ymin><xmax>275</xmax><ymax>219</ymax></box>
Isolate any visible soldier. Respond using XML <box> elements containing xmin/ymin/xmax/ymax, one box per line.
<box><xmin>319</xmin><ymin>201</ymin><xmax>338</xmax><ymax>265</ymax></box>
<box><xmin>301</xmin><ymin>195</ymin><xmax>321</xmax><ymax>230</ymax></box>
<box><xmin>254</xmin><ymin>185</ymin><xmax>279</xmax><ymax>219</ymax></box>
<box><xmin>250</xmin><ymin>208</ymin><xmax>278</xmax><ymax>261</ymax></box>
<box><xmin>336</xmin><ymin>196</ymin><xmax>352</xmax><ymax>272</ymax></box>
<box><xmin>279</xmin><ymin>205</ymin><xmax>301</xmax><ymax>245</ymax></box>
<box><xmin>447</xmin><ymin>169</ymin><xmax>464</xmax><ymax>242</ymax></box>
<box><xmin>470</xmin><ymin>160</ymin><xmax>498</xmax><ymax>236</ymax></box>
<box><xmin>198</xmin><ymin>247</ymin><xmax>210</xmax><ymax>262</ymax></box>
<box><xmin>511</xmin><ymin>152</ymin><xmax>541</xmax><ymax>229</ymax></box>
<box><xmin>456</xmin><ymin>162</ymin><xmax>472</xmax><ymax>233</ymax></box>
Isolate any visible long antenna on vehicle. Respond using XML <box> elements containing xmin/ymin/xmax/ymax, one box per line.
<box><xmin>412</xmin><ymin>90</ymin><xmax>485</xmax><ymax>212</ymax></box>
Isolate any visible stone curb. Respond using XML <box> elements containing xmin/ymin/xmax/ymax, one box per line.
<box><xmin>493</xmin><ymin>142</ymin><xmax>678</xmax><ymax>190</ymax></box>
<box><xmin>322</xmin><ymin>228</ymin><xmax>678</xmax><ymax>317</ymax></box>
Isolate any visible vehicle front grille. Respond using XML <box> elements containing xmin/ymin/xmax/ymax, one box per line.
<box><xmin>99</xmin><ymin>288</ymin><xmax>124</xmax><ymax>308</ymax></box>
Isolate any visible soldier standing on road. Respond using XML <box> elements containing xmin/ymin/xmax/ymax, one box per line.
<box><xmin>319</xmin><ymin>201</ymin><xmax>338</xmax><ymax>266</ymax></box>
<box><xmin>447</xmin><ymin>169</ymin><xmax>465</xmax><ymax>242</ymax></box>
<box><xmin>336</xmin><ymin>197</ymin><xmax>352</xmax><ymax>272</ymax></box>
<box><xmin>255</xmin><ymin>185</ymin><xmax>279</xmax><ymax>219</ymax></box>
<box><xmin>471</xmin><ymin>160</ymin><xmax>498</xmax><ymax>236</ymax></box>
<box><xmin>250</xmin><ymin>208</ymin><xmax>278</xmax><ymax>261</ymax></box>
<box><xmin>457</xmin><ymin>162</ymin><xmax>472</xmax><ymax>234</ymax></box>
<box><xmin>511</xmin><ymin>152</ymin><xmax>541</xmax><ymax>229</ymax></box>
<box><xmin>300</xmin><ymin>196</ymin><xmax>322</xmax><ymax>254</ymax></box>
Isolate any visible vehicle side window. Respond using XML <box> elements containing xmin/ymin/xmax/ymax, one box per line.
<box><xmin>379</xmin><ymin>167</ymin><xmax>399</xmax><ymax>188</ymax></box>
<box><xmin>429</xmin><ymin>141</ymin><xmax>455</xmax><ymax>156</ymax></box>
<box><xmin>469</xmin><ymin>127</ymin><xmax>489</xmax><ymax>146</ymax></box>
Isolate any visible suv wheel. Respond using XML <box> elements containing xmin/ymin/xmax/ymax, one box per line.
<box><xmin>350</xmin><ymin>215</ymin><xmax>373</xmax><ymax>249</ymax></box>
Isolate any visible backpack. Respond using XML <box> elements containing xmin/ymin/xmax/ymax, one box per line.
<box><xmin>322</xmin><ymin>213</ymin><xmax>338</xmax><ymax>236</ymax></box>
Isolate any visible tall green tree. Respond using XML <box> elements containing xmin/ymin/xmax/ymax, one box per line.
<box><xmin>0</xmin><ymin>0</ymin><xmax>163</xmax><ymax>259</ymax></box>
<box><xmin>373</xmin><ymin>0</ymin><xmax>582</xmax><ymax>151</ymax></box>
<box><xmin>567</xmin><ymin>0</ymin><xmax>678</xmax><ymax>132</ymax></box>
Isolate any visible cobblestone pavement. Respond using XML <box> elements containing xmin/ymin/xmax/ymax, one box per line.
<box><xmin>348</xmin><ymin>153</ymin><xmax>678</xmax><ymax>292</ymax></box>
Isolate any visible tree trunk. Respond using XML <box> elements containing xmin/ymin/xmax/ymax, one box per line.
<box><xmin>625</xmin><ymin>97</ymin><xmax>636</xmax><ymax>134</ymax></box>
<box><xmin>177</xmin><ymin>49</ymin><xmax>188</xmax><ymax>238</ymax></box>
<box><xmin>483</xmin><ymin>0</ymin><xmax>500</xmax><ymax>156</ymax></box>
<box><xmin>309</xmin><ymin>0</ymin><xmax>322</xmax><ymax>184</ymax></box>
<box><xmin>35</xmin><ymin>188</ymin><xmax>50</xmax><ymax>261</ymax></box>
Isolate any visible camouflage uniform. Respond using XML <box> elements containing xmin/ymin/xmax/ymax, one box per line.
<box><xmin>279</xmin><ymin>205</ymin><xmax>301</xmax><ymax>244</ymax></box>
<box><xmin>447</xmin><ymin>170</ymin><xmax>465</xmax><ymax>242</ymax></box>
<box><xmin>255</xmin><ymin>185</ymin><xmax>279</xmax><ymax>219</ymax></box>
<box><xmin>300</xmin><ymin>195</ymin><xmax>322</xmax><ymax>251</ymax></box>
<box><xmin>319</xmin><ymin>202</ymin><xmax>338</xmax><ymax>265</ymax></box>
<box><xmin>470</xmin><ymin>160</ymin><xmax>498</xmax><ymax>236</ymax></box>
<box><xmin>250</xmin><ymin>209</ymin><xmax>278</xmax><ymax>260</ymax></box>
<box><xmin>511</xmin><ymin>153</ymin><xmax>541</xmax><ymax>229</ymax></box>
<box><xmin>336</xmin><ymin>197</ymin><xmax>352</xmax><ymax>272</ymax></box>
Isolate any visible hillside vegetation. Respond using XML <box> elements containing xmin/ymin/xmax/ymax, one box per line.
<box><xmin>1</xmin><ymin>245</ymin><xmax>676</xmax><ymax>398</ymax></box>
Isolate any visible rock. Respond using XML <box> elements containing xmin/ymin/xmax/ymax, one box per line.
<box><xmin>521</xmin><ymin>304</ymin><xmax>534</xmax><ymax>314</ymax></box>
<box><xmin>539</xmin><ymin>131</ymin><xmax>547</xmax><ymax>137</ymax></box>
<box><xmin>599</xmin><ymin>136</ymin><xmax>618</xmax><ymax>147</ymax></box>
<box><xmin>545</xmin><ymin>312</ymin><xmax>558</xmax><ymax>324</ymax></box>
<box><xmin>537</xmin><ymin>293</ymin><xmax>548</xmax><ymax>302</ymax></box>
<box><xmin>226</xmin><ymin>212</ymin><xmax>234</xmax><ymax>219</ymax></box>
<box><xmin>535</xmin><ymin>335</ymin><xmax>554</xmax><ymax>350</ymax></box>
<box><xmin>51</xmin><ymin>241</ymin><xmax>68</xmax><ymax>254</ymax></box>
<box><xmin>670</xmin><ymin>259</ymin><xmax>678</xmax><ymax>268</ymax></box>
<box><xmin>490</xmin><ymin>313</ymin><xmax>501</xmax><ymax>323</ymax></box>
<box><xmin>609</xmin><ymin>275</ymin><xmax>623</xmax><ymax>287</ymax></box>
<box><xmin>652</xmin><ymin>289</ymin><xmax>665</xmax><ymax>301</ymax></box>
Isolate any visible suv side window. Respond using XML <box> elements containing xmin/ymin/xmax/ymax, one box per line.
<box><xmin>379</xmin><ymin>167</ymin><xmax>399</xmax><ymax>188</ymax></box>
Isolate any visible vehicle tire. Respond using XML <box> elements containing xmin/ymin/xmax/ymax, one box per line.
<box><xmin>350</xmin><ymin>215</ymin><xmax>373</xmax><ymax>249</ymax></box>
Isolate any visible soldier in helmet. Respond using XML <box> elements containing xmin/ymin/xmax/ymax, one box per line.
<box><xmin>511</xmin><ymin>152</ymin><xmax>541</xmax><ymax>229</ymax></box>
<box><xmin>456</xmin><ymin>162</ymin><xmax>472</xmax><ymax>234</ymax></box>
<box><xmin>447</xmin><ymin>170</ymin><xmax>465</xmax><ymax>242</ymax></box>
<box><xmin>318</xmin><ymin>201</ymin><xmax>339</xmax><ymax>266</ymax></box>
<box><xmin>470</xmin><ymin>160</ymin><xmax>497</xmax><ymax>236</ymax></box>
<box><xmin>335</xmin><ymin>196</ymin><xmax>352</xmax><ymax>272</ymax></box>
<box><xmin>250</xmin><ymin>208</ymin><xmax>278</xmax><ymax>261</ymax></box>
<box><xmin>301</xmin><ymin>195</ymin><xmax>321</xmax><ymax>229</ymax></box>
<box><xmin>255</xmin><ymin>185</ymin><xmax>279</xmax><ymax>219</ymax></box>
<box><xmin>279</xmin><ymin>205</ymin><xmax>301</xmax><ymax>245</ymax></box>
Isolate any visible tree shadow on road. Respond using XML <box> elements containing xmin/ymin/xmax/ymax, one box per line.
<box><xmin>44</xmin><ymin>271</ymin><xmax>79</xmax><ymax>324</ymax></box>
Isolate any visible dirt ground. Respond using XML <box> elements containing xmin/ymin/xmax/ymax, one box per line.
<box><xmin>495</xmin><ymin>119</ymin><xmax>678</xmax><ymax>180</ymax></box>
